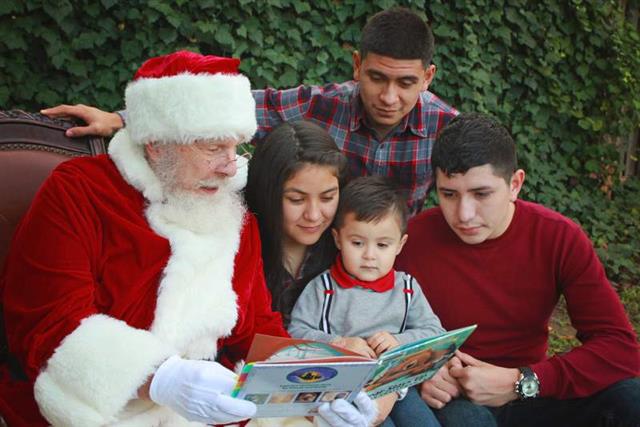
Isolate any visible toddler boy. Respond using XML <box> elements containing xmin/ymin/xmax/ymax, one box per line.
<box><xmin>289</xmin><ymin>176</ymin><xmax>443</xmax><ymax>427</ymax></box>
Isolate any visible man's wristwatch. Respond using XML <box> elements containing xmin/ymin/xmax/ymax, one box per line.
<box><xmin>515</xmin><ymin>367</ymin><xmax>540</xmax><ymax>399</ymax></box>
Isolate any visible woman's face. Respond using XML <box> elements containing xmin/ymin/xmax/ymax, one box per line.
<box><xmin>282</xmin><ymin>163</ymin><xmax>340</xmax><ymax>249</ymax></box>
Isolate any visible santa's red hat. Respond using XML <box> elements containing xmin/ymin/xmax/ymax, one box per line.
<box><xmin>125</xmin><ymin>50</ymin><xmax>257</xmax><ymax>145</ymax></box>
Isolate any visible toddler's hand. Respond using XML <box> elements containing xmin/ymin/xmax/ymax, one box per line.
<box><xmin>331</xmin><ymin>336</ymin><xmax>376</xmax><ymax>358</ymax></box>
<box><xmin>367</xmin><ymin>331</ymin><xmax>400</xmax><ymax>356</ymax></box>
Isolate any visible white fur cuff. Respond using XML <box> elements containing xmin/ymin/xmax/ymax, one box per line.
<box><xmin>34</xmin><ymin>314</ymin><xmax>176</xmax><ymax>427</ymax></box>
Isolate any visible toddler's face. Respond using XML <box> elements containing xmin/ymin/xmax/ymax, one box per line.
<box><xmin>332</xmin><ymin>212</ymin><xmax>407</xmax><ymax>281</ymax></box>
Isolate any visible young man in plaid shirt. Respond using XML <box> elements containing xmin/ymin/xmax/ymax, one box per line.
<box><xmin>44</xmin><ymin>7</ymin><xmax>458</xmax><ymax>215</ymax></box>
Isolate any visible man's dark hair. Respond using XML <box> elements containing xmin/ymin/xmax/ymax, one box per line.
<box><xmin>334</xmin><ymin>176</ymin><xmax>409</xmax><ymax>234</ymax></box>
<box><xmin>360</xmin><ymin>7</ymin><xmax>435</xmax><ymax>66</ymax></box>
<box><xmin>431</xmin><ymin>113</ymin><xmax>517</xmax><ymax>183</ymax></box>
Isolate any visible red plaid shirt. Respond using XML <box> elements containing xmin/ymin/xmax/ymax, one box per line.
<box><xmin>253</xmin><ymin>81</ymin><xmax>458</xmax><ymax>215</ymax></box>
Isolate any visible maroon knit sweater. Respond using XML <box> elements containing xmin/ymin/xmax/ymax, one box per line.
<box><xmin>396</xmin><ymin>200</ymin><xmax>639</xmax><ymax>399</ymax></box>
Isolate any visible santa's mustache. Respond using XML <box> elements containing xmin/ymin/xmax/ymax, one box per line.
<box><xmin>196</xmin><ymin>178</ymin><xmax>227</xmax><ymax>190</ymax></box>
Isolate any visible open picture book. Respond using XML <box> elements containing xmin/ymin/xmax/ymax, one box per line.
<box><xmin>231</xmin><ymin>325</ymin><xmax>476</xmax><ymax>417</ymax></box>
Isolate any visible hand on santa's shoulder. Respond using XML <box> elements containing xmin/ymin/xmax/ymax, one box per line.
<box><xmin>41</xmin><ymin>104</ymin><xmax>123</xmax><ymax>138</ymax></box>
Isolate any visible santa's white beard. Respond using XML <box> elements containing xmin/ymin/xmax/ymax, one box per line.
<box><xmin>154</xmin><ymin>186</ymin><xmax>245</xmax><ymax>234</ymax></box>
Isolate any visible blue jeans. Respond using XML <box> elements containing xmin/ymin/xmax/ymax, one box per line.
<box><xmin>433</xmin><ymin>378</ymin><xmax>640</xmax><ymax>427</ymax></box>
<box><xmin>381</xmin><ymin>386</ymin><xmax>441</xmax><ymax>427</ymax></box>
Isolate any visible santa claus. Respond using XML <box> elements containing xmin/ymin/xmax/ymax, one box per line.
<box><xmin>0</xmin><ymin>51</ymin><xmax>375</xmax><ymax>427</ymax></box>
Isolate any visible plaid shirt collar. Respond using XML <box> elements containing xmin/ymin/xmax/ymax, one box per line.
<box><xmin>348</xmin><ymin>82</ymin><xmax>430</xmax><ymax>138</ymax></box>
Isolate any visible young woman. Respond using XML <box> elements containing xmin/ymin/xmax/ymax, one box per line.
<box><xmin>245</xmin><ymin>120</ymin><xmax>349</xmax><ymax>326</ymax></box>
<box><xmin>246</xmin><ymin>121</ymin><xmax>435</xmax><ymax>427</ymax></box>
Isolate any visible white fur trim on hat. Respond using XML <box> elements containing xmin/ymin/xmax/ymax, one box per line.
<box><xmin>126</xmin><ymin>72</ymin><xmax>257</xmax><ymax>145</ymax></box>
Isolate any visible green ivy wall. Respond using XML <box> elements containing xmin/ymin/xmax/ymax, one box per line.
<box><xmin>1</xmin><ymin>0</ymin><xmax>639</xmax><ymax>285</ymax></box>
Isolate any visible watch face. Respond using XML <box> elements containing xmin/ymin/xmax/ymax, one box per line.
<box><xmin>521</xmin><ymin>378</ymin><xmax>539</xmax><ymax>397</ymax></box>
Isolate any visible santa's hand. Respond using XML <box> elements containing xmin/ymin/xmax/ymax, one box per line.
<box><xmin>149</xmin><ymin>355</ymin><xmax>256</xmax><ymax>424</ymax></box>
<box><xmin>316</xmin><ymin>392</ymin><xmax>377</xmax><ymax>427</ymax></box>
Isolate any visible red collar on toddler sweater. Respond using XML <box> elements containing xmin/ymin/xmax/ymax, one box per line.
<box><xmin>329</xmin><ymin>255</ymin><xmax>395</xmax><ymax>292</ymax></box>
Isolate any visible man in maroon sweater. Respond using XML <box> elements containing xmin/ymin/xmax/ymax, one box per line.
<box><xmin>396</xmin><ymin>113</ymin><xmax>640</xmax><ymax>427</ymax></box>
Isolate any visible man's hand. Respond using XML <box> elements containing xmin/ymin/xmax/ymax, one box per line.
<box><xmin>331</xmin><ymin>336</ymin><xmax>377</xmax><ymax>358</ymax></box>
<box><xmin>449</xmin><ymin>351</ymin><xmax>519</xmax><ymax>407</ymax></box>
<box><xmin>419</xmin><ymin>357</ymin><xmax>463</xmax><ymax>409</ymax></box>
<box><xmin>366</xmin><ymin>331</ymin><xmax>400</xmax><ymax>356</ymax></box>
<box><xmin>41</xmin><ymin>104</ymin><xmax>123</xmax><ymax>137</ymax></box>
<box><xmin>149</xmin><ymin>355</ymin><xmax>256</xmax><ymax>424</ymax></box>
<box><xmin>317</xmin><ymin>391</ymin><xmax>377</xmax><ymax>427</ymax></box>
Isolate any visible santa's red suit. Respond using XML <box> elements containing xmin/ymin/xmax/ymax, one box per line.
<box><xmin>0</xmin><ymin>126</ymin><xmax>288</xmax><ymax>426</ymax></box>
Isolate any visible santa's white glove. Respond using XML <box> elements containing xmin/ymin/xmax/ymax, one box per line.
<box><xmin>149</xmin><ymin>355</ymin><xmax>256</xmax><ymax>424</ymax></box>
<box><xmin>316</xmin><ymin>392</ymin><xmax>377</xmax><ymax>427</ymax></box>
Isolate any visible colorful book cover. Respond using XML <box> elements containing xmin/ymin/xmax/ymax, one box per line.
<box><xmin>232</xmin><ymin>325</ymin><xmax>476</xmax><ymax>417</ymax></box>
<box><xmin>365</xmin><ymin>325</ymin><xmax>477</xmax><ymax>399</ymax></box>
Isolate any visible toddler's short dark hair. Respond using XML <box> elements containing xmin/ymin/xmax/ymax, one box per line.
<box><xmin>334</xmin><ymin>176</ymin><xmax>408</xmax><ymax>234</ymax></box>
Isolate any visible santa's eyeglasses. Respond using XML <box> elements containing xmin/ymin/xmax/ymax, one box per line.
<box><xmin>189</xmin><ymin>141</ymin><xmax>251</xmax><ymax>169</ymax></box>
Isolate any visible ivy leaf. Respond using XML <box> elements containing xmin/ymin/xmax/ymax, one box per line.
<box><xmin>279</xmin><ymin>67</ymin><xmax>298</xmax><ymax>87</ymax></box>
<box><xmin>291</xmin><ymin>0</ymin><xmax>311</xmax><ymax>14</ymax></box>
<box><xmin>3</xmin><ymin>32</ymin><xmax>28</xmax><ymax>49</ymax></box>
<box><xmin>196</xmin><ymin>20</ymin><xmax>216</xmax><ymax>34</ymax></box>
<box><xmin>297</xmin><ymin>18</ymin><xmax>312</xmax><ymax>33</ymax></box>
<box><xmin>493</xmin><ymin>26</ymin><xmax>511</xmax><ymax>44</ymax></box>
<box><xmin>519</xmin><ymin>32</ymin><xmax>537</xmax><ymax>49</ymax></box>
<box><xmin>234</xmin><ymin>40</ymin><xmax>248</xmax><ymax>57</ymax></box>
<box><xmin>42</xmin><ymin>0</ymin><xmax>73</xmax><ymax>25</ymax></box>
<box><xmin>126</xmin><ymin>8</ymin><xmax>141</xmax><ymax>20</ymax></box>
<box><xmin>353</xmin><ymin>2</ymin><xmax>369</xmax><ymax>18</ymax></box>
<box><xmin>35</xmin><ymin>88</ymin><xmax>59</xmax><ymax>107</ymax></box>
<box><xmin>433</xmin><ymin>25</ymin><xmax>457</xmax><ymax>38</ymax></box>
<box><xmin>471</xmin><ymin>68</ymin><xmax>491</xmax><ymax>86</ymax></box>
<box><xmin>148</xmin><ymin>0</ymin><xmax>181</xmax><ymax>28</ymax></box>
<box><xmin>51</xmin><ymin>52</ymin><xmax>65</xmax><ymax>68</ymax></box>
<box><xmin>158</xmin><ymin>27</ymin><xmax>177</xmax><ymax>44</ymax></box>
<box><xmin>120</xmin><ymin>39</ymin><xmax>141</xmax><ymax>61</ymax></box>
<box><xmin>67</xmin><ymin>60</ymin><xmax>88</xmax><ymax>77</ymax></box>
<box><xmin>95</xmin><ymin>71</ymin><xmax>117</xmax><ymax>90</ymax></box>
<box><xmin>585</xmin><ymin>159</ymin><xmax>600</xmax><ymax>173</ymax></box>
<box><xmin>577</xmin><ymin>118</ymin><xmax>591</xmax><ymax>130</ymax></box>
<box><xmin>100</xmin><ymin>0</ymin><xmax>118</xmax><ymax>9</ymax></box>
<box><xmin>288</xmin><ymin>28</ymin><xmax>301</xmax><ymax>43</ymax></box>
<box><xmin>72</xmin><ymin>32</ymin><xmax>97</xmax><ymax>49</ymax></box>
<box><xmin>85</xmin><ymin>3</ymin><xmax>100</xmax><ymax>17</ymax></box>
<box><xmin>317</xmin><ymin>51</ymin><xmax>329</xmax><ymax>63</ymax></box>
<box><xmin>591</xmin><ymin>118</ymin><xmax>604</xmax><ymax>132</ymax></box>
<box><xmin>214</xmin><ymin>25</ymin><xmax>234</xmax><ymax>47</ymax></box>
